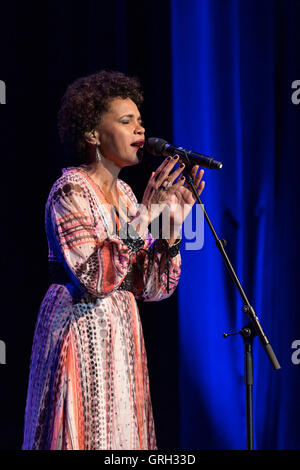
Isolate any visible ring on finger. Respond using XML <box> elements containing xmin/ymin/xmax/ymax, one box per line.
<box><xmin>161</xmin><ymin>179</ymin><xmax>172</xmax><ymax>190</ymax></box>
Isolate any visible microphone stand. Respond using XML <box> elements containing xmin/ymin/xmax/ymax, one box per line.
<box><xmin>223</xmin><ymin>323</ymin><xmax>256</xmax><ymax>450</ymax></box>
<box><xmin>181</xmin><ymin>154</ymin><xmax>281</xmax><ymax>451</ymax></box>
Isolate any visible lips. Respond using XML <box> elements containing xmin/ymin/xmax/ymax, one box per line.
<box><xmin>131</xmin><ymin>140</ymin><xmax>145</xmax><ymax>148</ymax></box>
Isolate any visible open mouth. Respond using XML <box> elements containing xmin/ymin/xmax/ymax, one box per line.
<box><xmin>131</xmin><ymin>140</ymin><xmax>145</xmax><ymax>149</ymax></box>
<box><xmin>130</xmin><ymin>141</ymin><xmax>144</xmax><ymax>162</ymax></box>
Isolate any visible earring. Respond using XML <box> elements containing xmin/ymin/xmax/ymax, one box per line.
<box><xmin>96</xmin><ymin>145</ymin><xmax>102</xmax><ymax>162</ymax></box>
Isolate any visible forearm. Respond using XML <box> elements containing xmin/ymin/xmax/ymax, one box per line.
<box><xmin>165</xmin><ymin>218</ymin><xmax>182</xmax><ymax>246</ymax></box>
<box><xmin>130</xmin><ymin>206</ymin><xmax>182</xmax><ymax>246</ymax></box>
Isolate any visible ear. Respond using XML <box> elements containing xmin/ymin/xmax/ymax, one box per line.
<box><xmin>84</xmin><ymin>130</ymin><xmax>101</xmax><ymax>146</ymax></box>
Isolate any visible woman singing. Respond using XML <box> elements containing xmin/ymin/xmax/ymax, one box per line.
<box><xmin>22</xmin><ymin>71</ymin><xmax>205</xmax><ymax>450</ymax></box>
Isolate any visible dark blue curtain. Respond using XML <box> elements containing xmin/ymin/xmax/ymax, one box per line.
<box><xmin>172</xmin><ymin>0</ymin><xmax>300</xmax><ymax>450</ymax></box>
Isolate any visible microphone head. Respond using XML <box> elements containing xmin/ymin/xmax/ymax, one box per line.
<box><xmin>145</xmin><ymin>137</ymin><xmax>168</xmax><ymax>156</ymax></box>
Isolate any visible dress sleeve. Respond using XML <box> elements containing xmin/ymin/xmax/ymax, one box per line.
<box><xmin>49</xmin><ymin>175</ymin><xmax>146</xmax><ymax>298</ymax></box>
<box><xmin>117</xmin><ymin>180</ymin><xmax>182</xmax><ymax>302</ymax></box>
<box><xmin>133</xmin><ymin>235</ymin><xmax>181</xmax><ymax>302</ymax></box>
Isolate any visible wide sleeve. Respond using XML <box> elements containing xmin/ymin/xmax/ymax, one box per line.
<box><xmin>133</xmin><ymin>234</ymin><xmax>181</xmax><ymax>302</ymax></box>
<box><xmin>48</xmin><ymin>175</ymin><xmax>146</xmax><ymax>298</ymax></box>
<box><xmin>117</xmin><ymin>180</ymin><xmax>182</xmax><ymax>302</ymax></box>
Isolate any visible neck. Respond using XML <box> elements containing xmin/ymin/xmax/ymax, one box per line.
<box><xmin>82</xmin><ymin>157</ymin><xmax>120</xmax><ymax>194</ymax></box>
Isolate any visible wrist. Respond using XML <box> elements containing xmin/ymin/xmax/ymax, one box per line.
<box><xmin>118</xmin><ymin>222</ymin><xmax>145</xmax><ymax>252</ymax></box>
<box><xmin>156</xmin><ymin>237</ymin><xmax>181</xmax><ymax>257</ymax></box>
<box><xmin>166</xmin><ymin>238</ymin><xmax>179</xmax><ymax>247</ymax></box>
<box><xmin>167</xmin><ymin>228</ymin><xmax>182</xmax><ymax>246</ymax></box>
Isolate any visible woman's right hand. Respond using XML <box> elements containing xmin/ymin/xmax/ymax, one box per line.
<box><xmin>140</xmin><ymin>155</ymin><xmax>186</xmax><ymax>223</ymax></box>
<box><xmin>128</xmin><ymin>155</ymin><xmax>185</xmax><ymax>239</ymax></box>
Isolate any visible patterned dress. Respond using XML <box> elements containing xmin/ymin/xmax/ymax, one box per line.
<box><xmin>22</xmin><ymin>166</ymin><xmax>181</xmax><ymax>450</ymax></box>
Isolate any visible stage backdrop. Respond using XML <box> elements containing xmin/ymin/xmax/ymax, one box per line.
<box><xmin>0</xmin><ymin>0</ymin><xmax>179</xmax><ymax>450</ymax></box>
<box><xmin>0</xmin><ymin>0</ymin><xmax>300</xmax><ymax>451</ymax></box>
<box><xmin>172</xmin><ymin>0</ymin><xmax>300</xmax><ymax>449</ymax></box>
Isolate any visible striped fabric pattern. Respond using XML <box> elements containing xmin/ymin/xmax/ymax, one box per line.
<box><xmin>22</xmin><ymin>167</ymin><xmax>181</xmax><ymax>450</ymax></box>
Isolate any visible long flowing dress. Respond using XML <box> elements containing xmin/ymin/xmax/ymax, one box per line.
<box><xmin>22</xmin><ymin>166</ymin><xmax>181</xmax><ymax>450</ymax></box>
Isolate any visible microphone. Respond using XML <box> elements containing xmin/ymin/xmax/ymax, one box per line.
<box><xmin>145</xmin><ymin>137</ymin><xmax>222</xmax><ymax>170</ymax></box>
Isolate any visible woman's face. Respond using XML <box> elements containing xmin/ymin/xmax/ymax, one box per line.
<box><xmin>96</xmin><ymin>97</ymin><xmax>145</xmax><ymax>167</ymax></box>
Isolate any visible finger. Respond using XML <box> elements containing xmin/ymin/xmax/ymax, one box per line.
<box><xmin>191</xmin><ymin>165</ymin><xmax>200</xmax><ymax>178</ymax></box>
<box><xmin>197</xmin><ymin>180</ymin><xmax>205</xmax><ymax>196</ymax></box>
<box><xmin>154</xmin><ymin>155</ymin><xmax>180</xmax><ymax>187</ymax></box>
<box><xmin>192</xmin><ymin>166</ymin><xmax>203</xmax><ymax>185</ymax></box>
<box><xmin>181</xmin><ymin>165</ymin><xmax>199</xmax><ymax>187</ymax></box>
<box><xmin>153</xmin><ymin>156</ymin><xmax>173</xmax><ymax>181</ymax></box>
<box><xmin>143</xmin><ymin>172</ymin><xmax>155</xmax><ymax>200</ymax></box>
<box><xmin>168</xmin><ymin>162</ymin><xmax>185</xmax><ymax>184</ymax></box>
<box><xmin>171</xmin><ymin>174</ymin><xmax>186</xmax><ymax>190</ymax></box>
<box><xmin>195</xmin><ymin>169</ymin><xmax>204</xmax><ymax>189</ymax></box>
<box><xmin>185</xmin><ymin>165</ymin><xmax>199</xmax><ymax>185</ymax></box>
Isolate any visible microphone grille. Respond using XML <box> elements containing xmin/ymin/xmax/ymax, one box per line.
<box><xmin>145</xmin><ymin>137</ymin><xmax>168</xmax><ymax>156</ymax></box>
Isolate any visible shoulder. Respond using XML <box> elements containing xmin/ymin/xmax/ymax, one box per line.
<box><xmin>47</xmin><ymin>167</ymin><xmax>91</xmax><ymax>206</ymax></box>
<box><xmin>51</xmin><ymin>167</ymin><xmax>88</xmax><ymax>191</ymax></box>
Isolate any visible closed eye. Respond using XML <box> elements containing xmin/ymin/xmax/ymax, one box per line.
<box><xmin>119</xmin><ymin>114</ymin><xmax>144</xmax><ymax>126</ymax></box>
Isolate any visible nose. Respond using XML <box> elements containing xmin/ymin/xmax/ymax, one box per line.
<box><xmin>134</xmin><ymin>121</ymin><xmax>145</xmax><ymax>135</ymax></box>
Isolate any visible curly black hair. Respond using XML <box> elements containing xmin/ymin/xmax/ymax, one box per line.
<box><xmin>57</xmin><ymin>70</ymin><xmax>144</xmax><ymax>161</ymax></box>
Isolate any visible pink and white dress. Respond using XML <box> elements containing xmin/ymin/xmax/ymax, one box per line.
<box><xmin>22</xmin><ymin>166</ymin><xmax>181</xmax><ymax>450</ymax></box>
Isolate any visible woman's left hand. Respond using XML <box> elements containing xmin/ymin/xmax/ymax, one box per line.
<box><xmin>164</xmin><ymin>164</ymin><xmax>205</xmax><ymax>243</ymax></box>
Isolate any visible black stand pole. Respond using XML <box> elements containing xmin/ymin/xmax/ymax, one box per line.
<box><xmin>223</xmin><ymin>322</ymin><xmax>256</xmax><ymax>450</ymax></box>
<box><xmin>180</xmin><ymin>156</ymin><xmax>281</xmax><ymax>450</ymax></box>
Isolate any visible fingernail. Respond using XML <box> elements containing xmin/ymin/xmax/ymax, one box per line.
<box><xmin>181</xmin><ymin>176</ymin><xmax>185</xmax><ymax>180</ymax></box>
<box><xmin>167</xmin><ymin>156</ymin><xmax>171</xmax><ymax>160</ymax></box>
<box><xmin>173</xmin><ymin>155</ymin><xmax>179</xmax><ymax>160</ymax></box>
<box><xmin>179</xmin><ymin>163</ymin><xmax>185</xmax><ymax>168</ymax></box>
